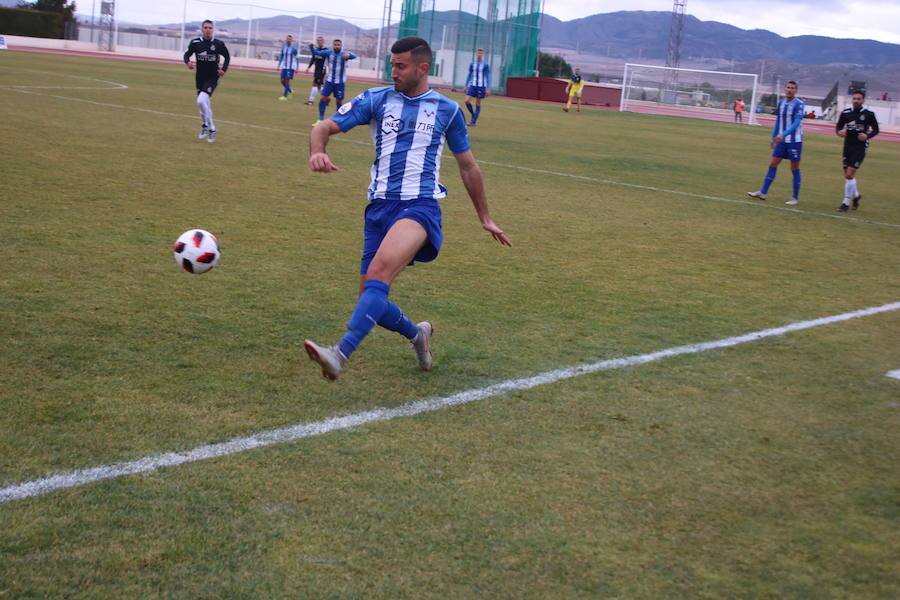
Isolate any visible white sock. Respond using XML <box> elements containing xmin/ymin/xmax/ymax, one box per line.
<box><xmin>843</xmin><ymin>180</ymin><xmax>852</xmax><ymax>203</ymax></box>
<box><xmin>198</xmin><ymin>92</ymin><xmax>215</xmax><ymax>131</ymax></box>
<box><xmin>196</xmin><ymin>93</ymin><xmax>208</xmax><ymax>127</ymax></box>
<box><xmin>849</xmin><ymin>178</ymin><xmax>858</xmax><ymax>198</ymax></box>
<box><xmin>308</xmin><ymin>86</ymin><xmax>318</xmax><ymax>102</ymax></box>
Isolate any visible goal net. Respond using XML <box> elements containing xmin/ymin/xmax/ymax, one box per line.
<box><xmin>621</xmin><ymin>63</ymin><xmax>759</xmax><ymax>125</ymax></box>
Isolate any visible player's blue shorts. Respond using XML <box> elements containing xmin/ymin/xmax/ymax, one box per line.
<box><xmin>466</xmin><ymin>85</ymin><xmax>487</xmax><ymax>99</ymax></box>
<box><xmin>360</xmin><ymin>198</ymin><xmax>443</xmax><ymax>274</ymax></box>
<box><xmin>321</xmin><ymin>80</ymin><xmax>346</xmax><ymax>101</ymax></box>
<box><xmin>772</xmin><ymin>141</ymin><xmax>803</xmax><ymax>161</ymax></box>
<box><xmin>280</xmin><ymin>68</ymin><xmax>295</xmax><ymax>80</ymax></box>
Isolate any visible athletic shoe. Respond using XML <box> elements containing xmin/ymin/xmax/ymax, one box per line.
<box><xmin>852</xmin><ymin>194</ymin><xmax>861</xmax><ymax>210</ymax></box>
<box><xmin>207</xmin><ymin>129</ymin><xmax>216</xmax><ymax>143</ymax></box>
<box><xmin>785</xmin><ymin>198</ymin><xmax>799</xmax><ymax>205</ymax></box>
<box><xmin>278</xmin><ymin>95</ymin><xmax>287</xmax><ymax>101</ymax></box>
<box><xmin>562</xmin><ymin>107</ymin><xmax>569</xmax><ymax>112</ymax></box>
<box><xmin>468</xmin><ymin>121</ymin><xmax>476</xmax><ymax>127</ymax></box>
<box><xmin>312</xmin><ymin>119</ymin><xmax>321</xmax><ymax>127</ymax></box>
<box><xmin>836</xmin><ymin>203</ymin><xmax>849</xmax><ymax>212</ymax></box>
<box><xmin>198</xmin><ymin>124</ymin><xmax>208</xmax><ymax>140</ymax></box>
<box><xmin>747</xmin><ymin>191</ymin><xmax>767</xmax><ymax>200</ymax></box>
<box><xmin>411</xmin><ymin>322</ymin><xmax>433</xmax><ymax>371</ymax></box>
<box><xmin>304</xmin><ymin>340</ymin><xmax>346</xmax><ymax>381</ymax></box>
<box><xmin>576</xmin><ymin>109</ymin><xmax>581</xmax><ymax>113</ymax></box>
<box><xmin>305</xmin><ymin>100</ymin><xmax>314</xmax><ymax>105</ymax></box>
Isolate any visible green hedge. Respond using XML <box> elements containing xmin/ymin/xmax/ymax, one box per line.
<box><xmin>0</xmin><ymin>7</ymin><xmax>63</xmax><ymax>39</ymax></box>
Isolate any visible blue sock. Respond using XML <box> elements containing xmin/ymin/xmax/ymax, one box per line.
<box><xmin>284</xmin><ymin>83</ymin><xmax>291</xmax><ymax>96</ymax></box>
<box><xmin>377</xmin><ymin>301</ymin><xmax>419</xmax><ymax>339</ymax></box>
<box><xmin>792</xmin><ymin>169</ymin><xmax>801</xmax><ymax>199</ymax></box>
<box><xmin>465</xmin><ymin>102</ymin><xmax>473</xmax><ymax>117</ymax></box>
<box><xmin>335</xmin><ymin>100</ymin><xmax>342</xmax><ymax>115</ymax></box>
<box><xmin>473</xmin><ymin>105</ymin><xmax>481</xmax><ymax>123</ymax></box>
<box><xmin>318</xmin><ymin>99</ymin><xmax>328</xmax><ymax>120</ymax></box>
<box><xmin>761</xmin><ymin>166</ymin><xmax>777</xmax><ymax>194</ymax></box>
<box><xmin>338</xmin><ymin>280</ymin><xmax>390</xmax><ymax>358</ymax></box>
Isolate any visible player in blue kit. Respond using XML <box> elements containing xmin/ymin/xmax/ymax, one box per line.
<box><xmin>309</xmin><ymin>39</ymin><xmax>357</xmax><ymax>125</ymax></box>
<box><xmin>275</xmin><ymin>34</ymin><xmax>299</xmax><ymax>100</ymax></box>
<box><xmin>463</xmin><ymin>48</ymin><xmax>490</xmax><ymax>126</ymax></box>
<box><xmin>303</xmin><ymin>36</ymin><xmax>512</xmax><ymax>381</ymax></box>
<box><xmin>747</xmin><ymin>80</ymin><xmax>805</xmax><ymax>205</ymax></box>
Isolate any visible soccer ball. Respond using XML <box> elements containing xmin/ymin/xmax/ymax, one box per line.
<box><xmin>173</xmin><ymin>229</ymin><xmax>220</xmax><ymax>274</ymax></box>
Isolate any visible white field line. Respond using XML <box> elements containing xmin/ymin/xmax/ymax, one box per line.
<box><xmin>2</xmin><ymin>87</ymin><xmax>899</xmax><ymax>230</ymax></box>
<box><xmin>0</xmin><ymin>66</ymin><xmax>128</xmax><ymax>90</ymax></box>
<box><xmin>1</xmin><ymin>301</ymin><xmax>898</xmax><ymax>504</ymax></box>
<box><xmin>887</xmin><ymin>370</ymin><xmax>900</xmax><ymax>380</ymax></box>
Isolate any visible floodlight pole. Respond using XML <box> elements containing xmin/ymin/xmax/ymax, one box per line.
<box><xmin>180</xmin><ymin>0</ymin><xmax>186</xmax><ymax>51</ymax></box>
<box><xmin>245</xmin><ymin>6</ymin><xmax>252</xmax><ymax>59</ymax></box>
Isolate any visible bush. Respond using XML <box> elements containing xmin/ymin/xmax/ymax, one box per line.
<box><xmin>0</xmin><ymin>7</ymin><xmax>63</xmax><ymax>38</ymax></box>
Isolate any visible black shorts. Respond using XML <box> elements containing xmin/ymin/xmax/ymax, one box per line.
<box><xmin>842</xmin><ymin>145</ymin><xmax>867</xmax><ymax>169</ymax></box>
<box><xmin>196</xmin><ymin>73</ymin><xmax>220</xmax><ymax>96</ymax></box>
<box><xmin>312</xmin><ymin>72</ymin><xmax>325</xmax><ymax>85</ymax></box>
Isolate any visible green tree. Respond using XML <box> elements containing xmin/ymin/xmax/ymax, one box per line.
<box><xmin>17</xmin><ymin>0</ymin><xmax>75</xmax><ymax>21</ymax></box>
<box><xmin>537</xmin><ymin>52</ymin><xmax>572</xmax><ymax>79</ymax></box>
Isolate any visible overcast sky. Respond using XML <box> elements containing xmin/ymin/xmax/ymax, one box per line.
<box><xmin>103</xmin><ymin>0</ymin><xmax>900</xmax><ymax>45</ymax></box>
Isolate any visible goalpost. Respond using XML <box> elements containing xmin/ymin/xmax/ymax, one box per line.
<box><xmin>621</xmin><ymin>63</ymin><xmax>759</xmax><ymax>125</ymax></box>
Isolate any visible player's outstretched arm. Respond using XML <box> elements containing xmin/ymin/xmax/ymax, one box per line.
<box><xmin>308</xmin><ymin>119</ymin><xmax>343</xmax><ymax>172</ymax></box>
<box><xmin>454</xmin><ymin>150</ymin><xmax>511</xmax><ymax>247</ymax></box>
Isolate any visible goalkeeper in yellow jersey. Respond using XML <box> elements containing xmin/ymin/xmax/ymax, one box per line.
<box><xmin>563</xmin><ymin>68</ymin><xmax>585</xmax><ymax>113</ymax></box>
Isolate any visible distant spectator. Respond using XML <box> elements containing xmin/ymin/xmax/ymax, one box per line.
<box><xmin>882</xmin><ymin>92</ymin><xmax>888</xmax><ymax>101</ymax></box>
<box><xmin>734</xmin><ymin>97</ymin><xmax>745</xmax><ymax>123</ymax></box>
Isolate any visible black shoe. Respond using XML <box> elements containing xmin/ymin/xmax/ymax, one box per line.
<box><xmin>836</xmin><ymin>204</ymin><xmax>849</xmax><ymax>212</ymax></box>
<box><xmin>852</xmin><ymin>195</ymin><xmax>861</xmax><ymax>210</ymax></box>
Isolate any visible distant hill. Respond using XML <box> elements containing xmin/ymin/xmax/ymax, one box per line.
<box><xmin>539</xmin><ymin>11</ymin><xmax>900</xmax><ymax>67</ymax></box>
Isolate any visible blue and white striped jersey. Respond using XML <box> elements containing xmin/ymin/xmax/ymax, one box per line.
<box><xmin>310</xmin><ymin>47</ymin><xmax>358</xmax><ymax>84</ymax></box>
<box><xmin>773</xmin><ymin>97</ymin><xmax>805</xmax><ymax>143</ymax></box>
<box><xmin>331</xmin><ymin>86</ymin><xmax>471</xmax><ymax>201</ymax></box>
<box><xmin>466</xmin><ymin>60</ymin><xmax>491</xmax><ymax>88</ymax></box>
<box><xmin>276</xmin><ymin>44</ymin><xmax>300</xmax><ymax>70</ymax></box>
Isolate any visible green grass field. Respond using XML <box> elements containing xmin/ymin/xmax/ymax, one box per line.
<box><xmin>1</xmin><ymin>50</ymin><xmax>899</xmax><ymax>599</ymax></box>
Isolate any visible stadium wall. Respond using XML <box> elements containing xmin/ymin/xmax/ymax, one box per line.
<box><xmin>506</xmin><ymin>77</ymin><xmax>621</xmax><ymax>108</ymax></box>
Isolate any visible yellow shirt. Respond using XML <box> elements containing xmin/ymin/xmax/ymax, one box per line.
<box><xmin>566</xmin><ymin>75</ymin><xmax>585</xmax><ymax>95</ymax></box>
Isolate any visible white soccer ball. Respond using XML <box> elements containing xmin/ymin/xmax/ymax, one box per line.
<box><xmin>173</xmin><ymin>229</ymin><xmax>220</xmax><ymax>274</ymax></box>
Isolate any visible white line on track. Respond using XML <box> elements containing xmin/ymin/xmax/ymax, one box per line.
<box><xmin>887</xmin><ymin>370</ymin><xmax>900</xmax><ymax>380</ymax></box>
<box><xmin>1</xmin><ymin>301</ymin><xmax>898</xmax><ymax>504</ymax></box>
<box><xmin>3</xmin><ymin>86</ymin><xmax>899</xmax><ymax>230</ymax></box>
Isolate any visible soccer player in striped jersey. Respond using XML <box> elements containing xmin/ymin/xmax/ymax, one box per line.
<box><xmin>463</xmin><ymin>48</ymin><xmax>490</xmax><ymax>126</ymax></box>
<box><xmin>303</xmin><ymin>36</ymin><xmax>511</xmax><ymax>381</ymax></box>
<box><xmin>183</xmin><ymin>20</ymin><xmax>229</xmax><ymax>143</ymax></box>
<box><xmin>275</xmin><ymin>34</ymin><xmax>299</xmax><ymax>100</ymax></box>
<box><xmin>563</xmin><ymin>67</ymin><xmax>584</xmax><ymax>113</ymax></box>
<box><xmin>747</xmin><ymin>81</ymin><xmax>805</xmax><ymax>205</ymax></box>
<box><xmin>305</xmin><ymin>36</ymin><xmax>327</xmax><ymax>105</ymax></box>
<box><xmin>309</xmin><ymin>39</ymin><xmax>357</xmax><ymax>126</ymax></box>
<box><xmin>835</xmin><ymin>90</ymin><xmax>879</xmax><ymax>212</ymax></box>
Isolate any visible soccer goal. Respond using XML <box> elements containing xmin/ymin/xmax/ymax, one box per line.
<box><xmin>621</xmin><ymin>63</ymin><xmax>759</xmax><ymax>125</ymax></box>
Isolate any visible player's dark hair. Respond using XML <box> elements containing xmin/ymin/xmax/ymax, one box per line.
<box><xmin>334</xmin><ymin>39</ymin><xmax>341</xmax><ymax>43</ymax></box>
<box><xmin>202</xmin><ymin>19</ymin><xmax>213</xmax><ymax>26</ymax></box>
<box><xmin>391</xmin><ymin>36</ymin><xmax>432</xmax><ymax>64</ymax></box>
<box><xmin>787</xmin><ymin>80</ymin><xmax>797</xmax><ymax>86</ymax></box>
<box><xmin>852</xmin><ymin>89</ymin><xmax>866</xmax><ymax>98</ymax></box>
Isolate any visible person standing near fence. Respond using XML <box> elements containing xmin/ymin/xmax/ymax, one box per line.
<box><xmin>734</xmin><ymin>97</ymin><xmax>744</xmax><ymax>122</ymax></box>
<box><xmin>184</xmin><ymin>20</ymin><xmax>229</xmax><ymax>143</ymax></box>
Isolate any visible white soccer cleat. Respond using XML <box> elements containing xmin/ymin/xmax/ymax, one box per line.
<box><xmin>207</xmin><ymin>129</ymin><xmax>216</xmax><ymax>143</ymax></box>
<box><xmin>747</xmin><ymin>191</ymin><xmax>767</xmax><ymax>200</ymax></box>
<box><xmin>411</xmin><ymin>322</ymin><xmax>433</xmax><ymax>371</ymax></box>
<box><xmin>785</xmin><ymin>198</ymin><xmax>799</xmax><ymax>205</ymax></box>
<box><xmin>304</xmin><ymin>340</ymin><xmax>346</xmax><ymax>381</ymax></box>
<box><xmin>198</xmin><ymin>124</ymin><xmax>208</xmax><ymax>140</ymax></box>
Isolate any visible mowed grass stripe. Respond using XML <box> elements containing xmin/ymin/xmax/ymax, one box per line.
<box><xmin>3</xmin><ymin>85</ymin><xmax>898</xmax><ymax>230</ymax></box>
<box><xmin>3</xmin><ymin>300</ymin><xmax>897</xmax><ymax>504</ymax></box>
